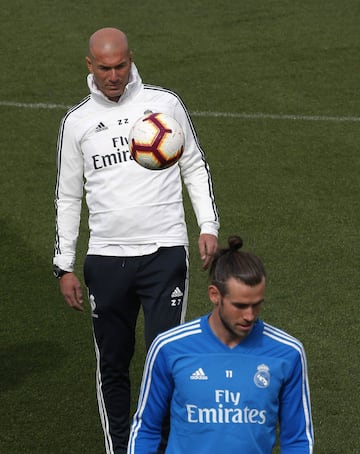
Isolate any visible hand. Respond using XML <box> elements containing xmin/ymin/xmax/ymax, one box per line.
<box><xmin>59</xmin><ymin>273</ymin><xmax>84</xmax><ymax>312</ymax></box>
<box><xmin>198</xmin><ymin>234</ymin><xmax>218</xmax><ymax>270</ymax></box>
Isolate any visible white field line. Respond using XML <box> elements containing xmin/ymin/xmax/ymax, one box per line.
<box><xmin>0</xmin><ymin>100</ymin><xmax>359</xmax><ymax>122</ymax></box>
<box><xmin>191</xmin><ymin>111</ymin><xmax>360</xmax><ymax>122</ymax></box>
<box><xmin>0</xmin><ymin>101</ymin><xmax>70</xmax><ymax>110</ymax></box>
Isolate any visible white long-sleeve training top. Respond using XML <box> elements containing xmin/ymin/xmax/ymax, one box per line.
<box><xmin>54</xmin><ymin>64</ymin><xmax>219</xmax><ymax>271</ymax></box>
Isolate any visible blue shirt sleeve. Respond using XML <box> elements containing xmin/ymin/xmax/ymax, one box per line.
<box><xmin>128</xmin><ymin>338</ymin><xmax>173</xmax><ymax>453</ymax></box>
<box><xmin>279</xmin><ymin>344</ymin><xmax>314</xmax><ymax>453</ymax></box>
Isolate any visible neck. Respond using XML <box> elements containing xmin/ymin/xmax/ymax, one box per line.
<box><xmin>208</xmin><ymin>313</ymin><xmax>242</xmax><ymax>348</ymax></box>
<box><xmin>108</xmin><ymin>96</ymin><xmax>120</xmax><ymax>102</ymax></box>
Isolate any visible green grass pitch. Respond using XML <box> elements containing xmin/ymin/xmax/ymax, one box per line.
<box><xmin>0</xmin><ymin>1</ymin><xmax>359</xmax><ymax>452</ymax></box>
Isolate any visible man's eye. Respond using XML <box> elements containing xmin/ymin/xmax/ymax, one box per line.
<box><xmin>234</xmin><ymin>304</ymin><xmax>247</xmax><ymax>310</ymax></box>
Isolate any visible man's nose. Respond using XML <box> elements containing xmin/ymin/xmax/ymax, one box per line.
<box><xmin>109</xmin><ymin>68</ymin><xmax>118</xmax><ymax>80</ymax></box>
<box><xmin>243</xmin><ymin>306</ymin><xmax>257</xmax><ymax>322</ymax></box>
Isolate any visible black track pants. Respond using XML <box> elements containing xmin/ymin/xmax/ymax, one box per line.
<box><xmin>83</xmin><ymin>246</ymin><xmax>188</xmax><ymax>454</ymax></box>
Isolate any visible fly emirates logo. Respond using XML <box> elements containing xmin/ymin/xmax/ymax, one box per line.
<box><xmin>186</xmin><ymin>389</ymin><xmax>266</xmax><ymax>425</ymax></box>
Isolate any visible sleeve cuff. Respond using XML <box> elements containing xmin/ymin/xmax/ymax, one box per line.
<box><xmin>200</xmin><ymin>221</ymin><xmax>219</xmax><ymax>237</ymax></box>
<box><xmin>53</xmin><ymin>256</ymin><xmax>75</xmax><ymax>273</ymax></box>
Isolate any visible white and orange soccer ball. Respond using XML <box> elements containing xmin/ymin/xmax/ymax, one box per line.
<box><xmin>129</xmin><ymin>112</ymin><xmax>185</xmax><ymax>170</ymax></box>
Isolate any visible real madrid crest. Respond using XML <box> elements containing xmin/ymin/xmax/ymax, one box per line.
<box><xmin>254</xmin><ymin>364</ymin><xmax>270</xmax><ymax>388</ymax></box>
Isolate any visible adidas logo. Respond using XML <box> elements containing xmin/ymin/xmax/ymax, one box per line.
<box><xmin>171</xmin><ymin>287</ymin><xmax>183</xmax><ymax>298</ymax></box>
<box><xmin>190</xmin><ymin>368</ymin><xmax>208</xmax><ymax>380</ymax></box>
<box><xmin>171</xmin><ymin>287</ymin><xmax>183</xmax><ymax>307</ymax></box>
<box><xmin>95</xmin><ymin>121</ymin><xmax>108</xmax><ymax>133</ymax></box>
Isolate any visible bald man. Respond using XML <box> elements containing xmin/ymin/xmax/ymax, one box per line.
<box><xmin>86</xmin><ymin>28</ymin><xmax>131</xmax><ymax>102</ymax></box>
<box><xmin>53</xmin><ymin>28</ymin><xmax>219</xmax><ymax>453</ymax></box>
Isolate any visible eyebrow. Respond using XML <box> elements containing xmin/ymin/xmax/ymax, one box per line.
<box><xmin>98</xmin><ymin>61</ymin><xmax>127</xmax><ymax>69</ymax></box>
<box><xmin>231</xmin><ymin>299</ymin><xmax>264</xmax><ymax>307</ymax></box>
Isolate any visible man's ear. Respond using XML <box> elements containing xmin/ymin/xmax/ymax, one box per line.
<box><xmin>85</xmin><ymin>56</ymin><xmax>93</xmax><ymax>73</ymax></box>
<box><xmin>208</xmin><ymin>285</ymin><xmax>221</xmax><ymax>305</ymax></box>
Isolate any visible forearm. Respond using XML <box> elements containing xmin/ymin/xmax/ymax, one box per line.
<box><xmin>53</xmin><ymin>197</ymin><xmax>82</xmax><ymax>271</ymax></box>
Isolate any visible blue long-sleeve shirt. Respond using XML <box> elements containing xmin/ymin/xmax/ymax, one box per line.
<box><xmin>128</xmin><ymin>315</ymin><xmax>314</xmax><ymax>453</ymax></box>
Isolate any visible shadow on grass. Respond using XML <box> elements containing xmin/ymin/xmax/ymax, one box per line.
<box><xmin>0</xmin><ymin>340</ymin><xmax>68</xmax><ymax>391</ymax></box>
<box><xmin>0</xmin><ymin>216</ymin><xmax>70</xmax><ymax>391</ymax></box>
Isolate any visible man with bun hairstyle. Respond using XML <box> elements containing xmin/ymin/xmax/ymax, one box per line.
<box><xmin>128</xmin><ymin>236</ymin><xmax>314</xmax><ymax>453</ymax></box>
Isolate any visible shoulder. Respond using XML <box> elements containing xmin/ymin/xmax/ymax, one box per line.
<box><xmin>261</xmin><ymin>321</ymin><xmax>306</xmax><ymax>358</ymax></box>
<box><xmin>60</xmin><ymin>95</ymin><xmax>92</xmax><ymax>125</ymax></box>
<box><xmin>143</xmin><ymin>83</ymin><xmax>185</xmax><ymax>106</ymax></box>
<box><xmin>143</xmin><ymin>83</ymin><xmax>178</xmax><ymax>97</ymax></box>
<box><xmin>149</xmin><ymin>317</ymin><xmax>203</xmax><ymax>354</ymax></box>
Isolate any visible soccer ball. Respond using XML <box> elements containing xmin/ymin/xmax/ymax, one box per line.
<box><xmin>129</xmin><ymin>112</ymin><xmax>185</xmax><ymax>170</ymax></box>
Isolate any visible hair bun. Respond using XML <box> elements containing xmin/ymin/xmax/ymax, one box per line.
<box><xmin>228</xmin><ymin>235</ymin><xmax>244</xmax><ymax>251</ymax></box>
